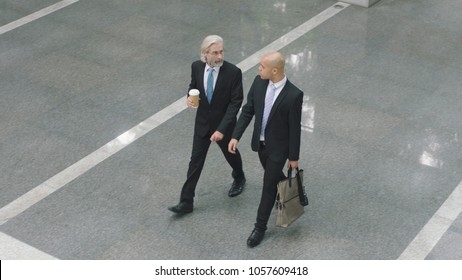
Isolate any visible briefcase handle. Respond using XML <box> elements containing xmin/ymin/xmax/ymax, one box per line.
<box><xmin>287</xmin><ymin>167</ymin><xmax>309</xmax><ymax>206</ymax></box>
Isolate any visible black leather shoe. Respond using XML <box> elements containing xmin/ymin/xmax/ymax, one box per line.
<box><xmin>168</xmin><ymin>202</ymin><xmax>193</xmax><ymax>214</ymax></box>
<box><xmin>247</xmin><ymin>228</ymin><xmax>265</xmax><ymax>248</ymax></box>
<box><xmin>228</xmin><ymin>177</ymin><xmax>246</xmax><ymax>197</ymax></box>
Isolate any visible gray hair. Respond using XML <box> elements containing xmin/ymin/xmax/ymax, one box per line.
<box><xmin>200</xmin><ymin>35</ymin><xmax>224</xmax><ymax>62</ymax></box>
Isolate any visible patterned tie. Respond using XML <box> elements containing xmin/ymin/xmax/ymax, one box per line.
<box><xmin>261</xmin><ymin>84</ymin><xmax>276</xmax><ymax>136</ymax></box>
<box><xmin>206</xmin><ymin>68</ymin><xmax>214</xmax><ymax>103</ymax></box>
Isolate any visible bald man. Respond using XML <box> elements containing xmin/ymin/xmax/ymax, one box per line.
<box><xmin>229</xmin><ymin>51</ymin><xmax>303</xmax><ymax>248</ymax></box>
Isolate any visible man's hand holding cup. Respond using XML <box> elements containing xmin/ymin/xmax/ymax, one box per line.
<box><xmin>188</xmin><ymin>89</ymin><xmax>200</xmax><ymax>108</ymax></box>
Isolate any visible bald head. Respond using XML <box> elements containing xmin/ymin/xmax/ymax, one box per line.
<box><xmin>263</xmin><ymin>52</ymin><xmax>285</xmax><ymax>70</ymax></box>
<box><xmin>258</xmin><ymin>51</ymin><xmax>286</xmax><ymax>82</ymax></box>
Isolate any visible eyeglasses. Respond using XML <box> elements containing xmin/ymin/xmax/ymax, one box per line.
<box><xmin>208</xmin><ymin>50</ymin><xmax>224</xmax><ymax>56</ymax></box>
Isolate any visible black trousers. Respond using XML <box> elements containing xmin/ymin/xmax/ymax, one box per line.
<box><xmin>180</xmin><ymin>132</ymin><xmax>244</xmax><ymax>203</ymax></box>
<box><xmin>255</xmin><ymin>143</ymin><xmax>286</xmax><ymax>230</ymax></box>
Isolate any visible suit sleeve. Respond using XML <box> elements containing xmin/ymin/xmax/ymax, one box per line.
<box><xmin>216</xmin><ymin>67</ymin><xmax>243</xmax><ymax>134</ymax></box>
<box><xmin>288</xmin><ymin>90</ymin><xmax>303</xmax><ymax>161</ymax></box>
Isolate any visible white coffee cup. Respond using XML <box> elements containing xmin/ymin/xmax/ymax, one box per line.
<box><xmin>189</xmin><ymin>89</ymin><xmax>200</xmax><ymax>108</ymax></box>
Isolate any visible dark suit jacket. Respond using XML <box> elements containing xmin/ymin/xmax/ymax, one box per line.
<box><xmin>232</xmin><ymin>75</ymin><xmax>303</xmax><ymax>162</ymax></box>
<box><xmin>188</xmin><ymin>60</ymin><xmax>243</xmax><ymax>138</ymax></box>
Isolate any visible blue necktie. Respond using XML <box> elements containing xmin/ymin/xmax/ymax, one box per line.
<box><xmin>206</xmin><ymin>68</ymin><xmax>214</xmax><ymax>103</ymax></box>
<box><xmin>261</xmin><ymin>84</ymin><xmax>276</xmax><ymax>136</ymax></box>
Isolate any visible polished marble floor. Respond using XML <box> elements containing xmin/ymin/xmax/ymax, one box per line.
<box><xmin>0</xmin><ymin>0</ymin><xmax>461</xmax><ymax>260</ymax></box>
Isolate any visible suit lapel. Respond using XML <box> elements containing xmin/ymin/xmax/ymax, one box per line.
<box><xmin>198</xmin><ymin>63</ymin><xmax>206</xmax><ymax>94</ymax></box>
<box><xmin>214</xmin><ymin>63</ymin><xmax>225</xmax><ymax>92</ymax></box>
<box><xmin>257</xmin><ymin>79</ymin><xmax>270</xmax><ymax>117</ymax></box>
<box><xmin>205</xmin><ymin>62</ymin><xmax>227</xmax><ymax>106</ymax></box>
<box><xmin>267</xmin><ymin>81</ymin><xmax>290</xmax><ymax>122</ymax></box>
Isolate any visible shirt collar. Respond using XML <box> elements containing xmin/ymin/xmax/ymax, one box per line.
<box><xmin>205</xmin><ymin>64</ymin><xmax>221</xmax><ymax>72</ymax></box>
<box><xmin>270</xmin><ymin>75</ymin><xmax>287</xmax><ymax>90</ymax></box>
